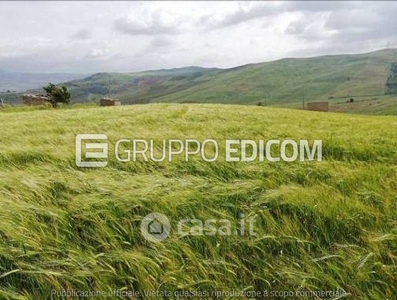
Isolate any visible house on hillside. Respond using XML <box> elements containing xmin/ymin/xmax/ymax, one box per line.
<box><xmin>100</xmin><ymin>98</ymin><xmax>121</xmax><ymax>106</ymax></box>
<box><xmin>306</xmin><ymin>101</ymin><xmax>329</xmax><ymax>112</ymax></box>
<box><xmin>22</xmin><ymin>94</ymin><xmax>51</xmax><ymax>106</ymax></box>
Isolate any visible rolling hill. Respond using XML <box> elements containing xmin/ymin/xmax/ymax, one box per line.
<box><xmin>62</xmin><ymin>49</ymin><xmax>397</xmax><ymax>108</ymax></box>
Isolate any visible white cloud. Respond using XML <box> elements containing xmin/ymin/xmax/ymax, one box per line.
<box><xmin>86</xmin><ymin>47</ymin><xmax>111</xmax><ymax>59</ymax></box>
<box><xmin>72</xmin><ymin>29</ymin><xmax>92</xmax><ymax>41</ymax></box>
<box><xmin>0</xmin><ymin>1</ymin><xmax>396</xmax><ymax>73</ymax></box>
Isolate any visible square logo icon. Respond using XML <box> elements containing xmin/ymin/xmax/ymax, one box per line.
<box><xmin>75</xmin><ymin>134</ymin><xmax>108</xmax><ymax>167</ymax></box>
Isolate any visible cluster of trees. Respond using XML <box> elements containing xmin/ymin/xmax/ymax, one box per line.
<box><xmin>43</xmin><ymin>83</ymin><xmax>71</xmax><ymax>107</ymax></box>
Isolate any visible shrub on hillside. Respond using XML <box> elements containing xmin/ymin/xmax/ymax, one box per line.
<box><xmin>43</xmin><ymin>83</ymin><xmax>71</xmax><ymax>107</ymax></box>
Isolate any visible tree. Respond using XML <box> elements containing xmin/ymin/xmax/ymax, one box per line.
<box><xmin>43</xmin><ymin>83</ymin><xmax>71</xmax><ymax>107</ymax></box>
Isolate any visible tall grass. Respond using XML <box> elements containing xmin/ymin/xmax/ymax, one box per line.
<box><xmin>0</xmin><ymin>104</ymin><xmax>396</xmax><ymax>299</ymax></box>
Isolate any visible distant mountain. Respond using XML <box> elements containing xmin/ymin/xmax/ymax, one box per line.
<box><xmin>61</xmin><ymin>49</ymin><xmax>397</xmax><ymax>106</ymax></box>
<box><xmin>4</xmin><ymin>49</ymin><xmax>397</xmax><ymax>109</ymax></box>
<box><xmin>0</xmin><ymin>71</ymin><xmax>90</xmax><ymax>92</ymax></box>
<box><xmin>65</xmin><ymin>66</ymin><xmax>220</xmax><ymax>104</ymax></box>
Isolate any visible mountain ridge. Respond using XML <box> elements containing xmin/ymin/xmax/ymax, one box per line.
<box><xmin>2</xmin><ymin>49</ymin><xmax>397</xmax><ymax>111</ymax></box>
<box><xmin>62</xmin><ymin>48</ymin><xmax>397</xmax><ymax>106</ymax></box>
<box><xmin>0</xmin><ymin>71</ymin><xmax>90</xmax><ymax>93</ymax></box>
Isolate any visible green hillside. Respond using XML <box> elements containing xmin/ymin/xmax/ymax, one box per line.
<box><xmin>0</xmin><ymin>104</ymin><xmax>396</xmax><ymax>298</ymax></box>
<box><xmin>65</xmin><ymin>67</ymin><xmax>220</xmax><ymax>104</ymax></box>
<box><xmin>63</xmin><ymin>49</ymin><xmax>397</xmax><ymax>107</ymax></box>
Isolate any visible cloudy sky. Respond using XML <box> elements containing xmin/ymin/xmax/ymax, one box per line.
<box><xmin>0</xmin><ymin>1</ymin><xmax>396</xmax><ymax>73</ymax></box>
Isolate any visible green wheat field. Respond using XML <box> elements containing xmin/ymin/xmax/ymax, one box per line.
<box><xmin>0</xmin><ymin>104</ymin><xmax>396</xmax><ymax>299</ymax></box>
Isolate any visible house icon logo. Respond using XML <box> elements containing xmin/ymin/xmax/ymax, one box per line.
<box><xmin>141</xmin><ymin>212</ymin><xmax>170</xmax><ymax>242</ymax></box>
<box><xmin>148</xmin><ymin>218</ymin><xmax>164</xmax><ymax>235</ymax></box>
